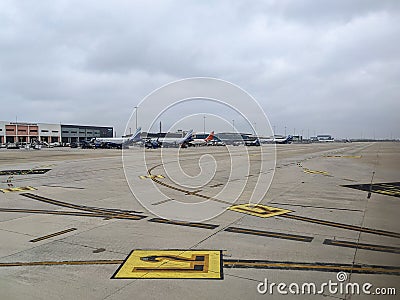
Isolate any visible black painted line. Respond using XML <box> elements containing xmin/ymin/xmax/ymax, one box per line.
<box><xmin>0</xmin><ymin>208</ymin><xmax>145</xmax><ymax>220</ymax></box>
<box><xmin>184</xmin><ymin>189</ymin><xmax>202</xmax><ymax>195</ymax></box>
<box><xmin>148</xmin><ymin>218</ymin><xmax>219</xmax><ymax>229</ymax></box>
<box><xmin>210</xmin><ymin>183</ymin><xmax>223</xmax><ymax>188</ymax></box>
<box><xmin>269</xmin><ymin>202</ymin><xmax>362</xmax><ymax>212</ymax></box>
<box><xmin>147</xmin><ymin>166</ymin><xmax>232</xmax><ymax>205</ymax></box>
<box><xmin>0</xmin><ymin>169</ymin><xmax>51</xmax><ymax>176</ymax></box>
<box><xmin>20</xmin><ymin>193</ymin><xmax>144</xmax><ymax>219</ymax></box>
<box><xmin>224</xmin><ymin>227</ymin><xmax>313</xmax><ymax>242</ymax></box>
<box><xmin>281</xmin><ymin>214</ymin><xmax>400</xmax><ymax>239</ymax></box>
<box><xmin>324</xmin><ymin>239</ymin><xmax>400</xmax><ymax>254</ymax></box>
<box><xmin>342</xmin><ymin>182</ymin><xmax>400</xmax><ymax>198</ymax></box>
<box><xmin>223</xmin><ymin>259</ymin><xmax>400</xmax><ymax>275</ymax></box>
<box><xmin>30</xmin><ymin>228</ymin><xmax>77</xmax><ymax>243</ymax></box>
<box><xmin>151</xmin><ymin>199</ymin><xmax>174</xmax><ymax>206</ymax></box>
<box><xmin>42</xmin><ymin>185</ymin><xmax>85</xmax><ymax>190</ymax></box>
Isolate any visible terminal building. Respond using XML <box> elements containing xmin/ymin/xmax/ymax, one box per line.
<box><xmin>0</xmin><ymin>121</ymin><xmax>113</xmax><ymax>144</ymax></box>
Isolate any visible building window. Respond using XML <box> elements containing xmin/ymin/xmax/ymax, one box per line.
<box><xmin>52</xmin><ymin>130</ymin><xmax>59</xmax><ymax>133</ymax></box>
<box><xmin>6</xmin><ymin>129</ymin><xmax>14</xmax><ymax>132</ymax></box>
<box><xmin>71</xmin><ymin>131</ymin><xmax>77</xmax><ymax>133</ymax></box>
<box><xmin>62</xmin><ymin>131</ymin><xmax>69</xmax><ymax>133</ymax></box>
<box><xmin>41</xmin><ymin>130</ymin><xmax>49</xmax><ymax>132</ymax></box>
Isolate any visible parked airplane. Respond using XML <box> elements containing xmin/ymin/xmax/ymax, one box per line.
<box><xmin>260</xmin><ymin>135</ymin><xmax>293</xmax><ymax>144</ymax></box>
<box><xmin>93</xmin><ymin>127</ymin><xmax>141</xmax><ymax>149</ymax></box>
<box><xmin>188</xmin><ymin>131</ymin><xmax>214</xmax><ymax>146</ymax></box>
<box><xmin>145</xmin><ymin>129</ymin><xmax>193</xmax><ymax>149</ymax></box>
<box><xmin>274</xmin><ymin>135</ymin><xmax>293</xmax><ymax>144</ymax></box>
<box><xmin>245</xmin><ymin>138</ymin><xmax>261</xmax><ymax>146</ymax></box>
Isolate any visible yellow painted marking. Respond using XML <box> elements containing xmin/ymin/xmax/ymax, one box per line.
<box><xmin>228</xmin><ymin>204</ymin><xmax>291</xmax><ymax>218</ymax></box>
<box><xmin>0</xmin><ymin>186</ymin><xmax>37</xmax><ymax>193</ymax></box>
<box><xmin>0</xmin><ymin>260</ymin><xmax>123</xmax><ymax>267</ymax></box>
<box><xmin>303</xmin><ymin>168</ymin><xmax>329</xmax><ymax>175</ymax></box>
<box><xmin>375</xmin><ymin>189</ymin><xmax>400</xmax><ymax>196</ymax></box>
<box><xmin>113</xmin><ymin>250</ymin><xmax>222</xmax><ymax>279</ymax></box>
<box><xmin>139</xmin><ymin>175</ymin><xmax>165</xmax><ymax>179</ymax></box>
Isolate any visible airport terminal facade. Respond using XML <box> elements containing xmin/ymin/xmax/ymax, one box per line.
<box><xmin>0</xmin><ymin>121</ymin><xmax>113</xmax><ymax>144</ymax></box>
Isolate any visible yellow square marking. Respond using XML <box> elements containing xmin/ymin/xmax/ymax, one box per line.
<box><xmin>0</xmin><ymin>186</ymin><xmax>37</xmax><ymax>193</ymax></box>
<box><xmin>228</xmin><ymin>204</ymin><xmax>291</xmax><ymax>218</ymax></box>
<box><xmin>112</xmin><ymin>250</ymin><xmax>222</xmax><ymax>279</ymax></box>
<box><xmin>303</xmin><ymin>168</ymin><xmax>329</xmax><ymax>175</ymax></box>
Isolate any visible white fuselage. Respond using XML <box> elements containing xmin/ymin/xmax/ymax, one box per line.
<box><xmin>189</xmin><ymin>139</ymin><xmax>208</xmax><ymax>146</ymax></box>
<box><xmin>95</xmin><ymin>137</ymin><xmax>127</xmax><ymax>144</ymax></box>
<box><xmin>94</xmin><ymin>127</ymin><xmax>141</xmax><ymax>145</ymax></box>
<box><xmin>158</xmin><ymin>137</ymin><xmax>186</xmax><ymax>146</ymax></box>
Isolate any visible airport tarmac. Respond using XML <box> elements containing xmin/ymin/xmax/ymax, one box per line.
<box><xmin>0</xmin><ymin>142</ymin><xmax>399</xmax><ymax>299</ymax></box>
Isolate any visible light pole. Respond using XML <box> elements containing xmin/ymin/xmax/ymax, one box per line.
<box><xmin>134</xmin><ymin>106</ymin><xmax>138</xmax><ymax>130</ymax></box>
<box><xmin>203</xmin><ymin>115</ymin><xmax>206</xmax><ymax>134</ymax></box>
<box><xmin>15</xmin><ymin>116</ymin><xmax>18</xmax><ymax>143</ymax></box>
<box><xmin>284</xmin><ymin>126</ymin><xmax>287</xmax><ymax>136</ymax></box>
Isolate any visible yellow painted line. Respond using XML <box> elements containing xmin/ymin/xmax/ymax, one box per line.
<box><xmin>147</xmin><ymin>166</ymin><xmax>232</xmax><ymax>205</ymax></box>
<box><xmin>0</xmin><ymin>208</ymin><xmax>145</xmax><ymax>220</ymax></box>
<box><xmin>324</xmin><ymin>239</ymin><xmax>400</xmax><ymax>254</ymax></box>
<box><xmin>225</xmin><ymin>227</ymin><xmax>313</xmax><ymax>242</ymax></box>
<box><xmin>112</xmin><ymin>250</ymin><xmax>222</xmax><ymax>279</ymax></box>
<box><xmin>20</xmin><ymin>193</ymin><xmax>145</xmax><ymax>219</ymax></box>
<box><xmin>0</xmin><ymin>258</ymin><xmax>398</xmax><ymax>276</ymax></box>
<box><xmin>0</xmin><ymin>186</ymin><xmax>36</xmax><ymax>193</ymax></box>
<box><xmin>0</xmin><ymin>260</ymin><xmax>124</xmax><ymax>267</ymax></box>
<box><xmin>148</xmin><ymin>218</ymin><xmax>219</xmax><ymax>229</ymax></box>
<box><xmin>282</xmin><ymin>214</ymin><xmax>400</xmax><ymax>238</ymax></box>
<box><xmin>29</xmin><ymin>228</ymin><xmax>77</xmax><ymax>243</ymax></box>
<box><xmin>223</xmin><ymin>260</ymin><xmax>400</xmax><ymax>275</ymax></box>
<box><xmin>375</xmin><ymin>189</ymin><xmax>400</xmax><ymax>196</ymax></box>
<box><xmin>0</xmin><ymin>169</ymin><xmax>51</xmax><ymax>176</ymax></box>
<box><xmin>228</xmin><ymin>204</ymin><xmax>291</xmax><ymax>218</ymax></box>
<box><xmin>139</xmin><ymin>175</ymin><xmax>165</xmax><ymax>179</ymax></box>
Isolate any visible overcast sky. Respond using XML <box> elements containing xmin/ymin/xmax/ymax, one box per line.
<box><xmin>0</xmin><ymin>0</ymin><xmax>399</xmax><ymax>138</ymax></box>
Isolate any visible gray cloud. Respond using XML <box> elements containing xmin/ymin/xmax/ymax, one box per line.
<box><xmin>0</xmin><ymin>0</ymin><xmax>399</xmax><ymax>138</ymax></box>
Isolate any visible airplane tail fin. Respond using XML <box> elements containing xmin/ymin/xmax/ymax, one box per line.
<box><xmin>205</xmin><ymin>131</ymin><xmax>214</xmax><ymax>142</ymax></box>
<box><xmin>125</xmin><ymin>127</ymin><xmax>142</xmax><ymax>144</ymax></box>
<box><xmin>182</xmin><ymin>129</ymin><xmax>193</xmax><ymax>142</ymax></box>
